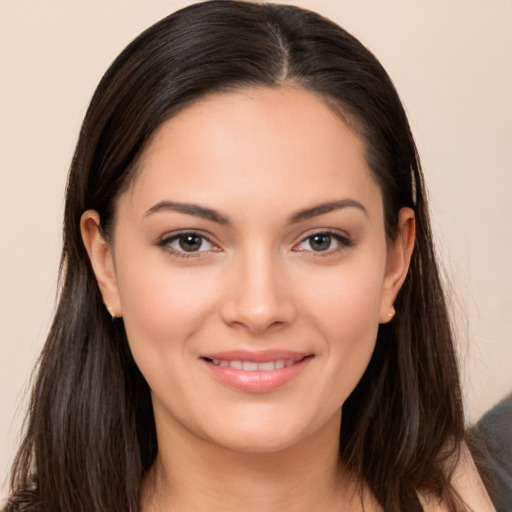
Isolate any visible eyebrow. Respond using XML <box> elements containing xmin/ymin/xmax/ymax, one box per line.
<box><xmin>287</xmin><ymin>199</ymin><xmax>368</xmax><ymax>224</ymax></box>
<box><xmin>144</xmin><ymin>198</ymin><xmax>367</xmax><ymax>225</ymax></box>
<box><xmin>144</xmin><ymin>201</ymin><xmax>231</xmax><ymax>225</ymax></box>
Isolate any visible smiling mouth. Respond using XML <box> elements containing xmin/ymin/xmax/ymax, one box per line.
<box><xmin>199</xmin><ymin>348</ymin><xmax>315</xmax><ymax>393</ymax></box>
<box><xmin>200</xmin><ymin>353</ymin><xmax>313</xmax><ymax>392</ymax></box>
<box><xmin>202</xmin><ymin>356</ymin><xmax>309</xmax><ymax>371</ymax></box>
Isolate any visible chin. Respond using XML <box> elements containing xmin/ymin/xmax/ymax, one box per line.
<box><xmin>208</xmin><ymin>430</ymin><xmax>306</xmax><ymax>455</ymax></box>
<box><xmin>196</xmin><ymin>410</ymin><xmax>336</xmax><ymax>455</ymax></box>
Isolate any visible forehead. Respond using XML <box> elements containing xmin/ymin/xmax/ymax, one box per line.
<box><xmin>121</xmin><ymin>86</ymin><xmax>382</xmax><ymax>221</ymax></box>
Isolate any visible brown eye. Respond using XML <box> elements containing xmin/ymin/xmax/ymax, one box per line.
<box><xmin>309</xmin><ymin>234</ymin><xmax>332</xmax><ymax>252</ymax></box>
<box><xmin>178</xmin><ymin>234</ymin><xmax>203</xmax><ymax>252</ymax></box>
<box><xmin>294</xmin><ymin>231</ymin><xmax>353</xmax><ymax>254</ymax></box>
<box><xmin>158</xmin><ymin>231</ymin><xmax>217</xmax><ymax>256</ymax></box>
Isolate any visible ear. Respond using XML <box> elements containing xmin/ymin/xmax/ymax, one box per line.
<box><xmin>379</xmin><ymin>207</ymin><xmax>415</xmax><ymax>323</ymax></box>
<box><xmin>80</xmin><ymin>210</ymin><xmax>122</xmax><ymax>318</ymax></box>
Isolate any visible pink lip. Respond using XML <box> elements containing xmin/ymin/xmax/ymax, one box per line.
<box><xmin>201</xmin><ymin>349</ymin><xmax>309</xmax><ymax>362</ymax></box>
<box><xmin>200</xmin><ymin>349</ymin><xmax>313</xmax><ymax>393</ymax></box>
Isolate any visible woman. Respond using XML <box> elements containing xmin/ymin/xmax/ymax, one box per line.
<box><xmin>4</xmin><ymin>1</ymin><xmax>494</xmax><ymax>511</ymax></box>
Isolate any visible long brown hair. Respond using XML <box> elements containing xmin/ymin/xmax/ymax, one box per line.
<box><xmin>6</xmin><ymin>2</ymin><xmax>466</xmax><ymax>511</ymax></box>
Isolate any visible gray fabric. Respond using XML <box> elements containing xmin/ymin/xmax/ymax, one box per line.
<box><xmin>471</xmin><ymin>394</ymin><xmax>512</xmax><ymax>512</ymax></box>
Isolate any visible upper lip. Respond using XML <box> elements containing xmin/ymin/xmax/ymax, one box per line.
<box><xmin>200</xmin><ymin>349</ymin><xmax>311</xmax><ymax>363</ymax></box>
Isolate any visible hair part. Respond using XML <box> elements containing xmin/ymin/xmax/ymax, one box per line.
<box><xmin>7</xmin><ymin>2</ymin><xmax>466</xmax><ymax>511</ymax></box>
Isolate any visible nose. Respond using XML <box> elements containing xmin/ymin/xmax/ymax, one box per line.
<box><xmin>219</xmin><ymin>248</ymin><xmax>297</xmax><ymax>334</ymax></box>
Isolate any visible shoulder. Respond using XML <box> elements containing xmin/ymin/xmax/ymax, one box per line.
<box><xmin>471</xmin><ymin>394</ymin><xmax>512</xmax><ymax>466</ymax></box>
<box><xmin>419</xmin><ymin>445</ymin><xmax>496</xmax><ymax>512</ymax></box>
<box><xmin>469</xmin><ymin>394</ymin><xmax>512</xmax><ymax>511</ymax></box>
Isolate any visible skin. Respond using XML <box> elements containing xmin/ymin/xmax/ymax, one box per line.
<box><xmin>81</xmin><ymin>87</ymin><xmax>493</xmax><ymax>511</ymax></box>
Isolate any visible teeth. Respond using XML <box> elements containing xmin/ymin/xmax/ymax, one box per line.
<box><xmin>209</xmin><ymin>358</ymin><xmax>302</xmax><ymax>371</ymax></box>
<box><xmin>243</xmin><ymin>361</ymin><xmax>258</xmax><ymax>371</ymax></box>
<box><xmin>258</xmin><ymin>361</ymin><xmax>276</xmax><ymax>371</ymax></box>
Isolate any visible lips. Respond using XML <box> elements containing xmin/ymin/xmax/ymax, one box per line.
<box><xmin>200</xmin><ymin>350</ymin><xmax>313</xmax><ymax>393</ymax></box>
<box><xmin>207</xmin><ymin>358</ymin><xmax>297</xmax><ymax>371</ymax></box>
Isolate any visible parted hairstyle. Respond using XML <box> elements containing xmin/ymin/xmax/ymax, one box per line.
<box><xmin>6</xmin><ymin>1</ymin><xmax>466</xmax><ymax>511</ymax></box>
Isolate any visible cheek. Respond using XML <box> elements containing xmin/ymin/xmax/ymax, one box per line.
<box><xmin>315</xmin><ymin>273</ymin><xmax>382</xmax><ymax>360</ymax></box>
<box><xmin>298</xmin><ymin>254</ymin><xmax>386</xmax><ymax>395</ymax></box>
<box><xmin>302</xmin><ymin>253</ymin><xmax>385</xmax><ymax>333</ymax></box>
<box><xmin>115</xmin><ymin>254</ymin><xmax>219</xmax><ymax>364</ymax></box>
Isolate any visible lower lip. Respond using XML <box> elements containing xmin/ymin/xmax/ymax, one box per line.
<box><xmin>202</xmin><ymin>357</ymin><xmax>313</xmax><ymax>393</ymax></box>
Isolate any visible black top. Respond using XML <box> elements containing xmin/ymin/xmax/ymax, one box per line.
<box><xmin>469</xmin><ymin>393</ymin><xmax>512</xmax><ymax>512</ymax></box>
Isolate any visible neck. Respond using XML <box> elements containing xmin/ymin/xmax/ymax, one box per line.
<box><xmin>141</xmin><ymin>410</ymin><xmax>365</xmax><ymax>512</ymax></box>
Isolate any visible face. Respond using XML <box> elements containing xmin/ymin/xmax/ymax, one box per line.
<box><xmin>83</xmin><ymin>87</ymin><xmax>414</xmax><ymax>454</ymax></box>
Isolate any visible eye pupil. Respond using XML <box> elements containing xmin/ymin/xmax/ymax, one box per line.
<box><xmin>310</xmin><ymin>234</ymin><xmax>331</xmax><ymax>251</ymax></box>
<box><xmin>179</xmin><ymin>234</ymin><xmax>202</xmax><ymax>252</ymax></box>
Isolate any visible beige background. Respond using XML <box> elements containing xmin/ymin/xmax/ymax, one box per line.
<box><xmin>1</xmin><ymin>0</ymin><xmax>511</xmax><ymax>496</ymax></box>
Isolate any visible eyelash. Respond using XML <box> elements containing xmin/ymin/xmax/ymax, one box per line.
<box><xmin>157</xmin><ymin>231</ymin><xmax>218</xmax><ymax>259</ymax></box>
<box><xmin>293</xmin><ymin>230</ymin><xmax>353</xmax><ymax>256</ymax></box>
<box><xmin>156</xmin><ymin>229</ymin><xmax>353</xmax><ymax>259</ymax></box>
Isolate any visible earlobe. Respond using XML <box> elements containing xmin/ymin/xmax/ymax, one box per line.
<box><xmin>379</xmin><ymin>207</ymin><xmax>415</xmax><ymax>323</ymax></box>
<box><xmin>80</xmin><ymin>210</ymin><xmax>122</xmax><ymax>318</ymax></box>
